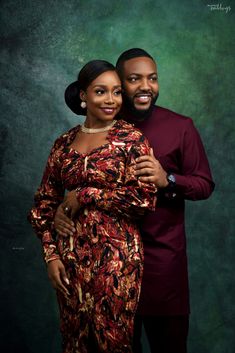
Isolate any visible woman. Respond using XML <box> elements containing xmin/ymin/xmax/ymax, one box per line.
<box><xmin>28</xmin><ymin>60</ymin><xmax>156</xmax><ymax>353</ymax></box>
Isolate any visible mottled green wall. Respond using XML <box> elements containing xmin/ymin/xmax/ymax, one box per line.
<box><xmin>1</xmin><ymin>0</ymin><xmax>234</xmax><ymax>352</ymax></box>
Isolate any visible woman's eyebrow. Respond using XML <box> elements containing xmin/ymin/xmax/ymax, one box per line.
<box><xmin>93</xmin><ymin>84</ymin><xmax>121</xmax><ymax>88</ymax></box>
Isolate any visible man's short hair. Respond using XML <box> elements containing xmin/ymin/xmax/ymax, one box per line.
<box><xmin>116</xmin><ymin>48</ymin><xmax>154</xmax><ymax>77</ymax></box>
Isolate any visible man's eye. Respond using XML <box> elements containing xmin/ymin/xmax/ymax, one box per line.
<box><xmin>150</xmin><ymin>76</ymin><xmax>158</xmax><ymax>81</ymax></box>
<box><xmin>128</xmin><ymin>77</ymin><xmax>137</xmax><ymax>82</ymax></box>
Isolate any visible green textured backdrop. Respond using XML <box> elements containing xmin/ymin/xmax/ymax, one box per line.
<box><xmin>1</xmin><ymin>0</ymin><xmax>234</xmax><ymax>352</ymax></box>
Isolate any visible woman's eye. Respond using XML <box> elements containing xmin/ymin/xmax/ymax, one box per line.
<box><xmin>95</xmin><ymin>89</ymin><xmax>105</xmax><ymax>95</ymax></box>
<box><xmin>114</xmin><ymin>90</ymin><xmax>122</xmax><ymax>96</ymax></box>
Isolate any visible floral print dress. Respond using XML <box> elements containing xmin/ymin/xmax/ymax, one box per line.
<box><xmin>29</xmin><ymin>120</ymin><xmax>156</xmax><ymax>353</ymax></box>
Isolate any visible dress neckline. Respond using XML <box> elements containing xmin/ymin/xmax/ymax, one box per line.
<box><xmin>66</xmin><ymin>120</ymin><xmax>120</xmax><ymax>156</ymax></box>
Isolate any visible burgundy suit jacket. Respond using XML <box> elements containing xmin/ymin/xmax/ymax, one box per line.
<box><xmin>124</xmin><ymin>106</ymin><xmax>215</xmax><ymax>315</ymax></box>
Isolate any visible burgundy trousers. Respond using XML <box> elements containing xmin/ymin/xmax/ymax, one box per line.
<box><xmin>133</xmin><ymin>315</ymin><xmax>189</xmax><ymax>353</ymax></box>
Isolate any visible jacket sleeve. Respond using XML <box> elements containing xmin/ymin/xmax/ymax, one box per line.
<box><xmin>76</xmin><ymin>135</ymin><xmax>157</xmax><ymax>218</ymax></box>
<box><xmin>172</xmin><ymin>119</ymin><xmax>215</xmax><ymax>200</ymax></box>
<box><xmin>28</xmin><ymin>141</ymin><xmax>64</xmax><ymax>263</ymax></box>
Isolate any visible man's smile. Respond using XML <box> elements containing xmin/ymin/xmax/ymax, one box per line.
<box><xmin>134</xmin><ymin>93</ymin><xmax>152</xmax><ymax>104</ymax></box>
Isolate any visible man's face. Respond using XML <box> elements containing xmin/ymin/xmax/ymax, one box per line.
<box><xmin>121</xmin><ymin>57</ymin><xmax>159</xmax><ymax>118</ymax></box>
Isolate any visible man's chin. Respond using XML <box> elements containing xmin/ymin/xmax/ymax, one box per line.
<box><xmin>134</xmin><ymin>103</ymin><xmax>151</xmax><ymax>111</ymax></box>
<box><xmin>133</xmin><ymin>105</ymin><xmax>154</xmax><ymax>120</ymax></box>
<box><xmin>122</xmin><ymin>93</ymin><xmax>159</xmax><ymax>121</ymax></box>
<box><xmin>129</xmin><ymin>101</ymin><xmax>156</xmax><ymax>120</ymax></box>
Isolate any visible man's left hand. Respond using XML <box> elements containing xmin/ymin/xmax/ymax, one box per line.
<box><xmin>135</xmin><ymin>148</ymin><xmax>168</xmax><ymax>188</ymax></box>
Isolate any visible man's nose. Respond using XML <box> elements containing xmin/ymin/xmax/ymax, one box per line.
<box><xmin>139</xmin><ymin>78</ymin><xmax>151</xmax><ymax>90</ymax></box>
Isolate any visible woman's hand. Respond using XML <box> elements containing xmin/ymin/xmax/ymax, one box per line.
<box><xmin>47</xmin><ymin>259</ymin><xmax>70</xmax><ymax>297</ymax></box>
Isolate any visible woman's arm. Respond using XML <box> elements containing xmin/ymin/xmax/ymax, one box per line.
<box><xmin>28</xmin><ymin>141</ymin><xmax>65</xmax><ymax>263</ymax></box>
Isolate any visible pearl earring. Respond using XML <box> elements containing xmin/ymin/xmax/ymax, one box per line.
<box><xmin>81</xmin><ymin>101</ymin><xmax>86</xmax><ymax>109</ymax></box>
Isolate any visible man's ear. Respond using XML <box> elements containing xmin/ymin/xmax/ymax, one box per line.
<box><xmin>80</xmin><ymin>90</ymin><xmax>86</xmax><ymax>101</ymax></box>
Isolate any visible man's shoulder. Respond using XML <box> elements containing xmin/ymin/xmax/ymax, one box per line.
<box><xmin>152</xmin><ymin>106</ymin><xmax>194</xmax><ymax>132</ymax></box>
<box><xmin>154</xmin><ymin>105</ymin><xmax>191</xmax><ymax>122</ymax></box>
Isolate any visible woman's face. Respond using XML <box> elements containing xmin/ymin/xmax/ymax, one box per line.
<box><xmin>81</xmin><ymin>70</ymin><xmax>122</xmax><ymax>125</ymax></box>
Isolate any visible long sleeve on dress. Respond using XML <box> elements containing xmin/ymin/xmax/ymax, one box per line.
<box><xmin>28</xmin><ymin>139</ymin><xmax>65</xmax><ymax>262</ymax></box>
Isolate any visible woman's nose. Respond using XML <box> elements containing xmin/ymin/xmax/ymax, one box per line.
<box><xmin>105</xmin><ymin>93</ymin><xmax>115</xmax><ymax>104</ymax></box>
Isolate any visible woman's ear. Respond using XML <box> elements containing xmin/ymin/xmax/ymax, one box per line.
<box><xmin>80</xmin><ymin>90</ymin><xmax>86</xmax><ymax>102</ymax></box>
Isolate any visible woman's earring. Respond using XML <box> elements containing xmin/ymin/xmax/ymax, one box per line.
<box><xmin>81</xmin><ymin>101</ymin><xmax>86</xmax><ymax>109</ymax></box>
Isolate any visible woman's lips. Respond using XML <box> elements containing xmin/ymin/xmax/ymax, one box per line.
<box><xmin>101</xmin><ymin>108</ymin><xmax>116</xmax><ymax>115</ymax></box>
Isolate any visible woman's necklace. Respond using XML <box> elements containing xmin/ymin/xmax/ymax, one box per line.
<box><xmin>81</xmin><ymin>120</ymin><xmax>117</xmax><ymax>134</ymax></box>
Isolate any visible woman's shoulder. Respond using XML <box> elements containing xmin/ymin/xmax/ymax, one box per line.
<box><xmin>52</xmin><ymin>124</ymin><xmax>80</xmax><ymax>149</ymax></box>
<box><xmin>112</xmin><ymin>119</ymin><xmax>145</xmax><ymax>142</ymax></box>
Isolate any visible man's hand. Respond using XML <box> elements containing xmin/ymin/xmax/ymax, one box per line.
<box><xmin>54</xmin><ymin>204</ymin><xmax>76</xmax><ymax>237</ymax></box>
<box><xmin>63</xmin><ymin>190</ymin><xmax>80</xmax><ymax>219</ymax></box>
<box><xmin>54</xmin><ymin>190</ymin><xmax>79</xmax><ymax>237</ymax></box>
<box><xmin>135</xmin><ymin>148</ymin><xmax>169</xmax><ymax>188</ymax></box>
<box><xmin>47</xmin><ymin>259</ymin><xmax>70</xmax><ymax>297</ymax></box>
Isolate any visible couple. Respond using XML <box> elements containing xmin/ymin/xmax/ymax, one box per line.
<box><xmin>29</xmin><ymin>48</ymin><xmax>214</xmax><ymax>353</ymax></box>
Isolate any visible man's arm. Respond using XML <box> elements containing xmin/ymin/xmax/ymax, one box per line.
<box><xmin>134</xmin><ymin>119</ymin><xmax>214</xmax><ymax>200</ymax></box>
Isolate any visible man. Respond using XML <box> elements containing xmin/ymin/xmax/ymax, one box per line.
<box><xmin>54</xmin><ymin>48</ymin><xmax>215</xmax><ymax>353</ymax></box>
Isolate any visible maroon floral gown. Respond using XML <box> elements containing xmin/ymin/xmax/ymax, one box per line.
<box><xmin>29</xmin><ymin>120</ymin><xmax>156</xmax><ymax>353</ymax></box>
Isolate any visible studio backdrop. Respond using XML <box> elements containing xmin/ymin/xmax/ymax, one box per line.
<box><xmin>1</xmin><ymin>1</ymin><xmax>234</xmax><ymax>352</ymax></box>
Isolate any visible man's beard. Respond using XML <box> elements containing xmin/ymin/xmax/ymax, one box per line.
<box><xmin>121</xmin><ymin>91</ymin><xmax>159</xmax><ymax>121</ymax></box>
